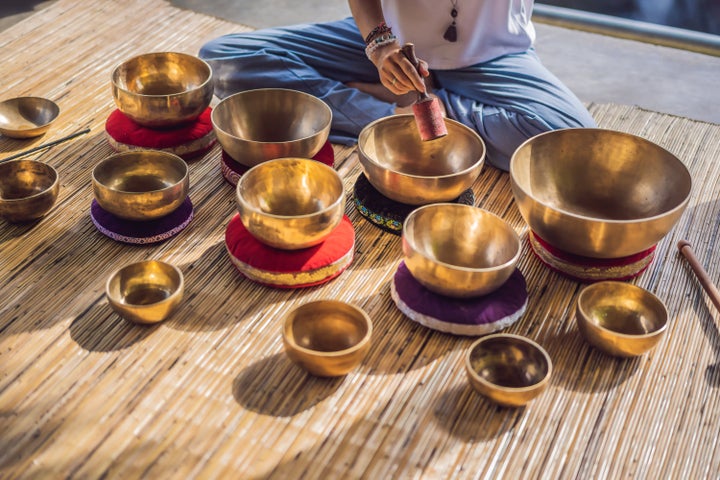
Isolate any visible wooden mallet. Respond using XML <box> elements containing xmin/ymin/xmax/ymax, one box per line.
<box><xmin>401</xmin><ymin>44</ymin><xmax>447</xmax><ymax>142</ymax></box>
<box><xmin>678</xmin><ymin>240</ymin><xmax>720</xmax><ymax>314</ymax></box>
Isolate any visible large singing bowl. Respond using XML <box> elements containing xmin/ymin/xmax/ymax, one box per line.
<box><xmin>357</xmin><ymin>115</ymin><xmax>485</xmax><ymax>205</ymax></box>
<box><xmin>213</xmin><ymin>88</ymin><xmax>332</xmax><ymax>168</ymax></box>
<box><xmin>112</xmin><ymin>52</ymin><xmax>213</xmax><ymax>127</ymax></box>
<box><xmin>510</xmin><ymin>128</ymin><xmax>692</xmax><ymax>258</ymax></box>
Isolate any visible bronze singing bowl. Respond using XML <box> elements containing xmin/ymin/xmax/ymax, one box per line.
<box><xmin>111</xmin><ymin>52</ymin><xmax>213</xmax><ymax>127</ymax></box>
<box><xmin>236</xmin><ymin>158</ymin><xmax>345</xmax><ymax>250</ymax></box>
<box><xmin>0</xmin><ymin>97</ymin><xmax>59</xmax><ymax>138</ymax></box>
<box><xmin>282</xmin><ymin>300</ymin><xmax>372</xmax><ymax>377</ymax></box>
<box><xmin>357</xmin><ymin>114</ymin><xmax>485</xmax><ymax>205</ymax></box>
<box><xmin>92</xmin><ymin>150</ymin><xmax>189</xmax><ymax>221</ymax></box>
<box><xmin>402</xmin><ymin>204</ymin><xmax>521</xmax><ymax>298</ymax></box>
<box><xmin>212</xmin><ymin>88</ymin><xmax>332</xmax><ymax>168</ymax></box>
<box><xmin>510</xmin><ymin>128</ymin><xmax>692</xmax><ymax>258</ymax></box>
<box><xmin>106</xmin><ymin>260</ymin><xmax>184</xmax><ymax>324</ymax></box>
<box><xmin>576</xmin><ymin>281</ymin><xmax>668</xmax><ymax>357</ymax></box>
<box><xmin>465</xmin><ymin>333</ymin><xmax>552</xmax><ymax>408</ymax></box>
<box><xmin>0</xmin><ymin>159</ymin><xmax>59</xmax><ymax>222</ymax></box>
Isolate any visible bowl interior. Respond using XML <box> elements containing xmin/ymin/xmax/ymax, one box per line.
<box><xmin>213</xmin><ymin>89</ymin><xmax>331</xmax><ymax>143</ymax></box>
<box><xmin>0</xmin><ymin>97</ymin><xmax>59</xmax><ymax>132</ymax></box>
<box><xmin>94</xmin><ymin>152</ymin><xmax>187</xmax><ymax>193</ymax></box>
<box><xmin>0</xmin><ymin>160</ymin><xmax>57</xmax><ymax>200</ymax></box>
<box><xmin>285</xmin><ymin>301</ymin><xmax>370</xmax><ymax>354</ymax></box>
<box><xmin>358</xmin><ymin>115</ymin><xmax>484</xmax><ymax>177</ymax></box>
<box><xmin>112</xmin><ymin>52</ymin><xmax>211</xmax><ymax>96</ymax></box>
<box><xmin>511</xmin><ymin>129</ymin><xmax>691</xmax><ymax>222</ymax></box>
<box><xmin>107</xmin><ymin>261</ymin><xmax>183</xmax><ymax>307</ymax></box>
<box><xmin>404</xmin><ymin>204</ymin><xmax>519</xmax><ymax>270</ymax></box>
<box><xmin>468</xmin><ymin>335</ymin><xmax>550</xmax><ymax>389</ymax></box>
<box><xmin>578</xmin><ymin>282</ymin><xmax>667</xmax><ymax>336</ymax></box>
<box><xmin>238</xmin><ymin>159</ymin><xmax>342</xmax><ymax>217</ymax></box>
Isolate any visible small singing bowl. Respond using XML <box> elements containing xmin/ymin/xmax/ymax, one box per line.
<box><xmin>282</xmin><ymin>300</ymin><xmax>372</xmax><ymax>377</ymax></box>
<box><xmin>0</xmin><ymin>97</ymin><xmax>60</xmax><ymax>138</ymax></box>
<box><xmin>212</xmin><ymin>88</ymin><xmax>332</xmax><ymax>168</ymax></box>
<box><xmin>236</xmin><ymin>158</ymin><xmax>345</xmax><ymax>250</ymax></box>
<box><xmin>357</xmin><ymin>114</ymin><xmax>485</xmax><ymax>205</ymax></box>
<box><xmin>510</xmin><ymin>128</ymin><xmax>692</xmax><ymax>258</ymax></box>
<box><xmin>92</xmin><ymin>150</ymin><xmax>189</xmax><ymax>221</ymax></box>
<box><xmin>0</xmin><ymin>159</ymin><xmax>60</xmax><ymax>223</ymax></box>
<box><xmin>576</xmin><ymin>281</ymin><xmax>668</xmax><ymax>357</ymax></box>
<box><xmin>402</xmin><ymin>204</ymin><xmax>521</xmax><ymax>298</ymax></box>
<box><xmin>106</xmin><ymin>260</ymin><xmax>184</xmax><ymax>324</ymax></box>
<box><xmin>111</xmin><ymin>52</ymin><xmax>213</xmax><ymax>127</ymax></box>
<box><xmin>465</xmin><ymin>334</ymin><xmax>552</xmax><ymax>408</ymax></box>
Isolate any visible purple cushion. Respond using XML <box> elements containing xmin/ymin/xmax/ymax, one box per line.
<box><xmin>391</xmin><ymin>261</ymin><xmax>527</xmax><ymax>336</ymax></box>
<box><xmin>90</xmin><ymin>197</ymin><xmax>193</xmax><ymax>244</ymax></box>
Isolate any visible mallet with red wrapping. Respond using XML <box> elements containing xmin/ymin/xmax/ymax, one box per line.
<box><xmin>401</xmin><ymin>43</ymin><xmax>448</xmax><ymax>141</ymax></box>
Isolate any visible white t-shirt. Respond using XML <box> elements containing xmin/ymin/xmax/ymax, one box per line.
<box><xmin>381</xmin><ymin>0</ymin><xmax>535</xmax><ymax>69</ymax></box>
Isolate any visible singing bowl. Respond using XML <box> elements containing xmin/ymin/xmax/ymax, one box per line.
<box><xmin>111</xmin><ymin>52</ymin><xmax>213</xmax><ymax>127</ymax></box>
<box><xmin>92</xmin><ymin>150</ymin><xmax>189</xmax><ymax>221</ymax></box>
<box><xmin>357</xmin><ymin>114</ymin><xmax>485</xmax><ymax>205</ymax></box>
<box><xmin>0</xmin><ymin>159</ymin><xmax>60</xmax><ymax>222</ymax></box>
<box><xmin>236</xmin><ymin>158</ymin><xmax>345</xmax><ymax>250</ymax></box>
<box><xmin>0</xmin><ymin>97</ymin><xmax>60</xmax><ymax>138</ymax></box>
<box><xmin>282</xmin><ymin>300</ymin><xmax>372</xmax><ymax>377</ymax></box>
<box><xmin>576</xmin><ymin>281</ymin><xmax>668</xmax><ymax>357</ymax></box>
<box><xmin>465</xmin><ymin>333</ymin><xmax>552</xmax><ymax>407</ymax></box>
<box><xmin>510</xmin><ymin>128</ymin><xmax>692</xmax><ymax>258</ymax></box>
<box><xmin>402</xmin><ymin>204</ymin><xmax>521</xmax><ymax>298</ymax></box>
<box><xmin>212</xmin><ymin>88</ymin><xmax>332</xmax><ymax>168</ymax></box>
<box><xmin>106</xmin><ymin>260</ymin><xmax>184</xmax><ymax>324</ymax></box>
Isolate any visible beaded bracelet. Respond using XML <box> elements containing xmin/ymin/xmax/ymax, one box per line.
<box><xmin>364</xmin><ymin>33</ymin><xmax>398</xmax><ymax>59</ymax></box>
<box><xmin>364</xmin><ymin>21</ymin><xmax>392</xmax><ymax>45</ymax></box>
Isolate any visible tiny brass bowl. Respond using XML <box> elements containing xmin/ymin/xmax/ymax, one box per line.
<box><xmin>111</xmin><ymin>52</ymin><xmax>213</xmax><ymax>127</ymax></box>
<box><xmin>0</xmin><ymin>159</ymin><xmax>60</xmax><ymax>223</ymax></box>
<box><xmin>212</xmin><ymin>88</ymin><xmax>332</xmax><ymax>168</ymax></box>
<box><xmin>357</xmin><ymin>114</ymin><xmax>485</xmax><ymax>205</ymax></box>
<box><xmin>92</xmin><ymin>150</ymin><xmax>189</xmax><ymax>221</ymax></box>
<box><xmin>282</xmin><ymin>300</ymin><xmax>372</xmax><ymax>377</ymax></box>
<box><xmin>465</xmin><ymin>333</ymin><xmax>552</xmax><ymax>408</ymax></box>
<box><xmin>236</xmin><ymin>158</ymin><xmax>345</xmax><ymax>250</ymax></box>
<box><xmin>402</xmin><ymin>204</ymin><xmax>521</xmax><ymax>298</ymax></box>
<box><xmin>0</xmin><ymin>97</ymin><xmax>60</xmax><ymax>138</ymax></box>
<box><xmin>510</xmin><ymin>128</ymin><xmax>692</xmax><ymax>258</ymax></box>
<box><xmin>576</xmin><ymin>281</ymin><xmax>668</xmax><ymax>357</ymax></box>
<box><xmin>106</xmin><ymin>260</ymin><xmax>184</xmax><ymax>324</ymax></box>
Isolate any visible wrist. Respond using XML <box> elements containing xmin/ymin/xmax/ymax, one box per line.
<box><xmin>365</xmin><ymin>34</ymin><xmax>399</xmax><ymax>63</ymax></box>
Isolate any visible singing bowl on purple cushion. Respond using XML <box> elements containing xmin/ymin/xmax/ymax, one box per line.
<box><xmin>357</xmin><ymin>114</ymin><xmax>485</xmax><ymax>205</ymax></box>
<box><xmin>402</xmin><ymin>203</ymin><xmax>521</xmax><ymax>298</ymax></box>
<box><xmin>510</xmin><ymin>128</ymin><xmax>692</xmax><ymax>259</ymax></box>
<box><xmin>212</xmin><ymin>88</ymin><xmax>332</xmax><ymax>168</ymax></box>
<box><xmin>111</xmin><ymin>52</ymin><xmax>213</xmax><ymax>127</ymax></box>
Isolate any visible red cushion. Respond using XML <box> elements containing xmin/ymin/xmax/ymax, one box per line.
<box><xmin>225</xmin><ymin>213</ymin><xmax>354</xmax><ymax>288</ymax></box>
<box><xmin>105</xmin><ymin>108</ymin><xmax>215</xmax><ymax>159</ymax></box>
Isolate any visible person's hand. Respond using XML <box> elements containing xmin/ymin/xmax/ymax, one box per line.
<box><xmin>368</xmin><ymin>43</ymin><xmax>429</xmax><ymax>95</ymax></box>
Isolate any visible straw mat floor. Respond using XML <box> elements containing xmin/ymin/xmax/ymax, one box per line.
<box><xmin>1</xmin><ymin>1</ymin><xmax>719</xmax><ymax>478</ymax></box>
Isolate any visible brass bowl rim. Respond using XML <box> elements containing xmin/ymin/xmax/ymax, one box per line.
<box><xmin>91</xmin><ymin>150</ymin><xmax>189</xmax><ymax>194</ymax></box>
<box><xmin>509</xmin><ymin>127</ymin><xmax>692</xmax><ymax>224</ymax></box>
<box><xmin>105</xmin><ymin>259</ymin><xmax>185</xmax><ymax>307</ymax></box>
<box><xmin>0</xmin><ymin>96</ymin><xmax>60</xmax><ymax>132</ymax></box>
<box><xmin>0</xmin><ymin>159</ymin><xmax>59</xmax><ymax>203</ymax></box>
<box><xmin>236</xmin><ymin>157</ymin><xmax>344</xmax><ymax>220</ymax></box>
<box><xmin>358</xmin><ymin>114</ymin><xmax>486</xmax><ymax>180</ymax></box>
<box><xmin>111</xmin><ymin>52</ymin><xmax>213</xmax><ymax>99</ymax></box>
<box><xmin>403</xmin><ymin>203</ymin><xmax>522</xmax><ymax>273</ymax></box>
<box><xmin>282</xmin><ymin>299</ymin><xmax>373</xmax><ymax>358</ymax></box>
<box><xmin>211</xmin><ymin>88</ymin><xmax>333</xmax><ymax>145</ymax></box>
<box><xmin>576</xmin><ymin>281</ymin><xmax>669</xmax><ymax>339</ymax></box>
<box><xmin>465</xmin><ymin>333</ymin><xmax>553</xmax><ymax>392</ymax></box>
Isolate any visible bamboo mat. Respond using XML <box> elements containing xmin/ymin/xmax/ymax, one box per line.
<box><xmin>1</xmin><ymin>1</ymin><xmax>720</xmax><ymax>478</ymax></box>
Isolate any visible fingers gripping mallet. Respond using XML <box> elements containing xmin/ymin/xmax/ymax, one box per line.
<box><xmin>401</xmin><ymin>44</ymin><xmax>448</xmax><ymax>142</ymax></box>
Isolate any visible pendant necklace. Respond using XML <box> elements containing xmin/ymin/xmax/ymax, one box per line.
<box><xmin>443</xmin><ymin>0</ymin><xmax>458</xmax><ymax>42</ymax></box>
